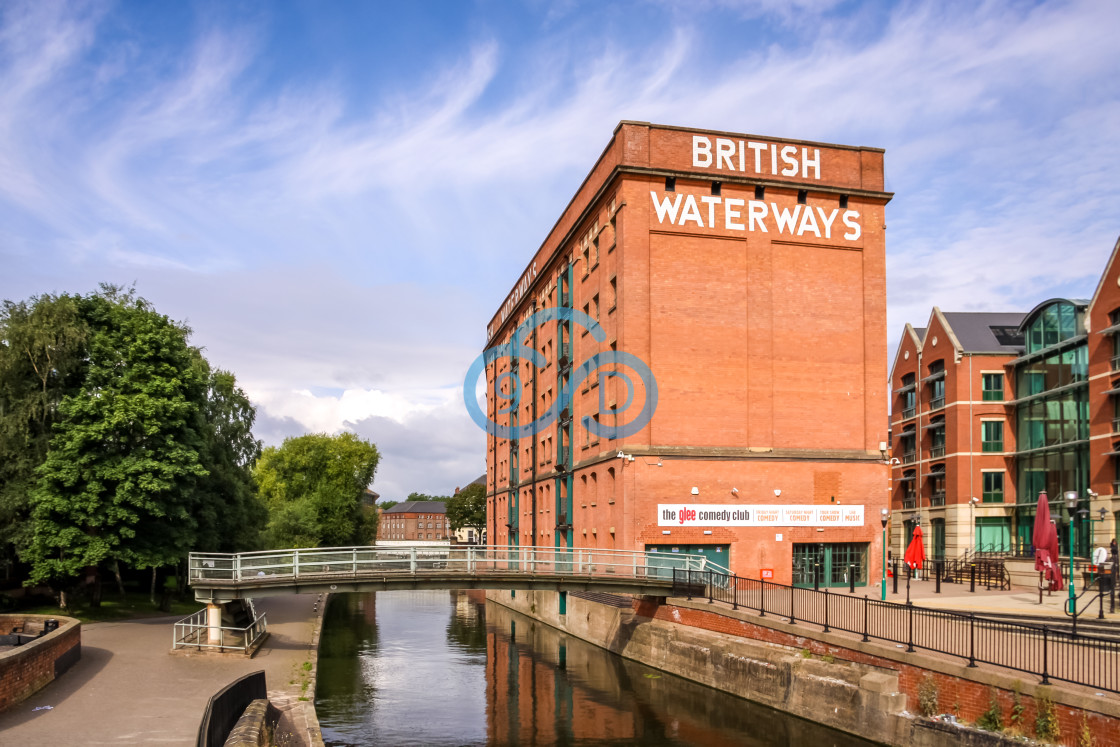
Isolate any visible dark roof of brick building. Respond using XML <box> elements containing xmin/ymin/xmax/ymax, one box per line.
<box><xmin>941</xmin><ymin>312</ymin><xmax>1026</xmax><ymax>353</ymax></box>
<box><xmin>383</xmin><ymin>501</ymin><xmax>447</xmax><ymax>515</ymax></box>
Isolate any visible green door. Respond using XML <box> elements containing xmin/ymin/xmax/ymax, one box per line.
<box><xmin>977</xmin><ymin>517</ymin><xmax>1011</xmax><ymax>553</ymax></box>
<box><xmin>793</xmin><ymin>543</ymin><xmax>869</xmax><ymax>588</ymax></box>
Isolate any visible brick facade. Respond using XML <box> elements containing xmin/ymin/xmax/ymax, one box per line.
<box><xmin>0</xmin><ymin>615</ymin><xmax>81</xmax><ymax>712</ymax></box>
<box><xmin>483</xmin><ymin>122</ymin><xmax>892</xmax><ymax>586</ymax></box>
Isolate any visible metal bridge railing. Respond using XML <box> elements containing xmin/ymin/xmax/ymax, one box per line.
<box><xmin>189</xmin><ymin>545</ymin><xmax>708</xmax><ymax>587</ymax></box>
<box><xmin>173</xmin><ymin>608</ymin><xmax>268</xmax><ymax>652</ymax></box>
<box><xmin>673</xmin><ymin>569</ymin><xmax>1120</xmax><ymax>695</ymax></box>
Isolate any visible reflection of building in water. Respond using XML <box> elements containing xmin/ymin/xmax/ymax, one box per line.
<box><xmin>483</xmin><ymin>122</ymin><xmax>891</xmax><ymax>588</ymax></box>
<box><xmin>481</xmin><ymin>599</ymin><xmax>874</xmax><ymax>746</ymax></box>
<box><xmin>486</xmin><ymin>606</ymin><xmax>639</xmax><ymax>744</ymax></box>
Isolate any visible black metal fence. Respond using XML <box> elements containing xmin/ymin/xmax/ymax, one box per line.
<box><xmin>672</xmin><ymin>569</ymin><xmax>1119</xmax><ymax>695</ymax></box>
<box><xmin>196</xmin><ymin>670</ymin><xmax>267</xmax><ymax>747</ymax></box>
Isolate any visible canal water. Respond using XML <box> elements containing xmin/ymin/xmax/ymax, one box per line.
<box><xmin>315</xmin><ymin>590</ymin><xmax>879</xmax><ymax>746</ymax></box>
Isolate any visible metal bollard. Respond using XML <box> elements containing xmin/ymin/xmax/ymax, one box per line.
<box><xmin>935</xmin><ymin>560</ymin><xmax>941</xmax><ymax>594</ymax></box>
<box><xmin>849</xmin><ymin>564</ymin><xmax>855</xmax><ymax>594</ymax></box>
<box><xmin>892</xmin><ymin>560</ymin><xmax>899</xmax><ymax>594</ymax></box>
<box><xmin>970</xmin><ymin>563</ymin><xmax>976</xmax><ymax>593</ymax></box>
<box><xmin>814</xmin><ymin>562</ymin><xmax>820</xmax><ymax>592</ymax></box>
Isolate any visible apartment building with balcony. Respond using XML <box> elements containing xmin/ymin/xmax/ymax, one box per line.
<box><xmin>890</xmin><ymin>236</ymin><xmax>1120</xmax><ymax>562</ymax></box>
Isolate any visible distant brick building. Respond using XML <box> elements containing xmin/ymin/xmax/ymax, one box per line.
<box><xmin>890</xmin><ymin>236</ymin><xmax>1120</xmax><ymax>561</ymax></box>
<box><xmin>377</xmin><ymin>501</ymin><xmax>450</xmax><ymax>545</ymax></box>
<box><xmin>482</xmin><ymin>121</ymin><xmax>892</xmax><ymax>587</ymax></box>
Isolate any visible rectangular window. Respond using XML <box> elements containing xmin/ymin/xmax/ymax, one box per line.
<box><xmin>982</xmin><ymin>472</ymin><xmax>1004</xmax><ymax>503</ymax></box>
<box><xmin>982</xmin><ymin>421</ymin><xmax>1004</xmax><ymax>452</ymax></box>
<box><xmin>982</xmin><ymin>373</ymin><xmax>1004</xmax><ymax>401</ymax></box>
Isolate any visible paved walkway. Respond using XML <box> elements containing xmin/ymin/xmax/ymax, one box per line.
<box><xmin>882</xmin><ymin>574</ymin><xmax>1119</xmax><ymax>621</ymax></box>
<box><xmin>0</xmin><ymin>594</ymin><xmax>325</xmax><ymax>746</ymax></box>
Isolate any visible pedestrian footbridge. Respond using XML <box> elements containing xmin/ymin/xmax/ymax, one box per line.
<box><xmin>189</xmin><ymin>545</ymin><xmax>709</xmax><ymax>604</ymax></box>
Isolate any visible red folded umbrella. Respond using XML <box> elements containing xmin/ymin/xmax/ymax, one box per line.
<box><xmin>1033</xmin><ymin>491</ymin><xmax>1063</xmax><ymax>591</ymax></box>
<box><xmin>904</xmin><ymin>525</ymin><xmax>925</xmax><ymax>570</ymax></box>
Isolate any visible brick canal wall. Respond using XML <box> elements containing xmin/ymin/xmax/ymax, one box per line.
<box><xmin>0</xmin><ymin>614</ymin><xmax>81</xmax><ymax>712</ymax></box>
<box><xmin>488</xmin><ymin>591</ymin><xmax>1120</xmax><ymax>746</ymax></box>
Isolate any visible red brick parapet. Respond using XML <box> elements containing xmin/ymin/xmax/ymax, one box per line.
<box><xmin>0</xmin><ymin>614</ymin><xmax>81</xmax><ymax>712</ymax></box>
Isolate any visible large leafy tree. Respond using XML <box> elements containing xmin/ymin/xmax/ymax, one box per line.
<box><xmin>255</xmin><ymin>432</ymin><xmax>380</xmax><ymax>548</ymax></box>
<box><xmin>25</xmin><ymin>290</ymin><xmax>209</xmax><ymax>597</ymax></box>
<box><xmin>6</xmin><ymin>286</ymin><xmax>265</xmax><ymax>606</ymax></box>
<box><xmin>446</xmin><ymin>482</ymin><xmax>485</xmax><ymax>538</ymax></box>
<box><xmin>0</xmin><ymin>294</ymin><xmax>88</xmax><ymax>558</ymax></box>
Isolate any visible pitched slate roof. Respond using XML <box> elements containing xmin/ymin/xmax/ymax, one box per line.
<box><xmin>941</xmin><ymin>312</ymin><xmax>1026</xmax><ymax>353</ymax></box>
<box><xmin>383</xmin><ymin>501</ymin><xmax>447</xmax><ymax>515</ymax></box>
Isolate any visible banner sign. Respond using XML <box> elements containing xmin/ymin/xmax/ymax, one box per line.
<box><xmin>658</xmin><ymin>504</ymin><xmax>864</xmax><ymax>527</ymax></box>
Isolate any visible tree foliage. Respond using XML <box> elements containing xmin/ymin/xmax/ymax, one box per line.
<box><xmin>0</xmin><ymin>285</ymin><xmax>265</xmax><ymax>598</ymax></box>
<box><xmin>446</xmin><ymin>483</ymin><xmax>485</xmax><ymax>535</ymax></box>
<box><xmin>405</xmin><ymin>492</ymin><xmax>447</xmax><ymax>503</ymax></box>
<box><xmin>255</xmin><ymin>432</ymin><xmax>380</xmax><ymax>548</ymax></box>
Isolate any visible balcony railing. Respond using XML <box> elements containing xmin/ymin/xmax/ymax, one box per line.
<box><xmin>902</xmin><ymin>451</ymin><xmax>917</xmax><ymax>464</ymax></box>
<box><xmin>930</xmin><ymin>396</ymin><xmax>945</xmax><ymax>411</ymax></box>
<box><xmin>930</xmin><ymin>445</ymin><xmax>945</xmax><ymax>459</ymax></box>
<box><xmin>1111</xmin><ymin>354</ymin><xmax>1120</xmax><ymax>372</ymax></box>
<box><xmin>930</xmin><ymin>491</ymin><xmax>946</xmax><ymax>507</ymax></box>
<box><xmin>902</xmin><ymin>497</ymin><xmax>917</xmax><ymax>510</ymax></box>
<box><xmin>1112</xmin><ymin>417</ymin><xmax>1120</xmax><ymax>434</ymax></box>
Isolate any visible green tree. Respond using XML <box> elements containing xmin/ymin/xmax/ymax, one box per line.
<box><xmin>405</xmin><ymin>492</ymin><xmax>447</xmax><ymax>502</ymax></box>
<box><xmin>255</xmin><ymin>432</ymin><xmax>380</xmax><ymax>548</ymax></box>
<box><xmin>24</xmin><ymin>289</ymin><xmax>209</xmax><ymax>605</ymax></box>
<box><xmin>0</xmin><ymin>294</ymin><xmax>88</xmax><ymax>558</ymax></box>
<box><xmin>446</xmin><ymin>483</ymin><xmax>485</xmax><ymax>538</ymax></box>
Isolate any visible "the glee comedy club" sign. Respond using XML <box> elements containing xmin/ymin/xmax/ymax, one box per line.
<box><xmin>658</xmin><ymin>504</ymin><xmax>864</xmax><ymax>527</ymax></box>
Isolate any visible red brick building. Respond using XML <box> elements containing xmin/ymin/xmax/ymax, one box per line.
<box><xmin>481</xmin><ymin>122</ymin><xmax>892</xmax><ymax>587</ymax></box>
<box><xmin>377</xmin><ymin>501</ymin><xmax>450</xmax><ymax>545</ymax></box>
<box><xmin>889</xmin><ymin>236</ymin><xmax>1120</xmax><ymax>562</ymax></box>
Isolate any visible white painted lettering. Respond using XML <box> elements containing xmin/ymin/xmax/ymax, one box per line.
<box><xmin>748</xmin><ymin>142</ymin><xmax>767</xmax><ymax>174</ymax></box>
<box><xmin>816</xmin><ymin>207</ymin><xmax>838</xmax><ymax>239</ymax></box>
<box><xmin>651</xmin><ymin>191</ymin><xmax>683</xmax><ymax>224</ymax></box>
<box><xmin>780</xmin><ymin>145</ymin><xmax>799</xmax><ymax>176</ymax></box>
<box><xmin>701</xmin><ymin>195</ymin><xmax>721</xmax><ymax>228</ymax></box>
<box><xmin>738</xmin><ymin>140</ymin><xmax>745</xmax><ymax>172</ymax></box>
<box><xmin>842</xmin><ymin>209</ymin><xmax>862</xmax><ymax>240</ymax></box>
<box><xmin>725</xmin><ymin>198</ymin><xmax>745</xmax><ymax>230</ymax></box>
<box><xmin>771</xmin><ymin>146</ymin><xmax>778</xmax><ymax>175</ymax></box>
<box><xmin>679</xmin><ymin>195</ymin><xmax>704</xmax><ymax>227</ymax></box>
<box><xmin>771</xmin><ymin>203</ymin><xmax>802</xmax><ymax>234</ymax></box>
<box><xmin>716</xmin><ymin>138</ymin><xmax>736</xmax><ymax>170</ymax></box>
<box><xmin>802</xmin><ymin>148</ymin><xmax>820</xmax><ymax>179</ymax></box>
<box><xmin>748</xmin><ymin>200</ymin><xmax>768</xmax><ymax>232</ymax></box>
<box><xmin>797</xmin><ymin>205</ymin><xmax>821</xmax><ymax>237</ymax></box>
<box><xmin>692</xmin><ymin>136</ymin><xmax>712</xmax><ymax>167</ymax></box>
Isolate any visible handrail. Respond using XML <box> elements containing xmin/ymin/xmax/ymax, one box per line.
<box><xmin>673</xmin><ymin>568</ymin><xmax>1120</xmax><ymax>694</ymax></box>
<box><xmin>189</xmin><ymin>545</ymin><xmax>708</xmax><ymax>586</ymax></box>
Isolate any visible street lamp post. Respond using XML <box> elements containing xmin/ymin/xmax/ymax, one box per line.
<box><xmin>880</xmin><ymin>508</ymin><xmax>889</xmax><ymax>601</ymax></box>
<box><xmin>1063</xmin><ymin>491</ymin><xmax>1079</xmax><ymax>618</ymax></box>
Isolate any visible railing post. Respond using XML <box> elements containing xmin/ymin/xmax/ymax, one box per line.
<box><xmin>759</xmin><ymin>580</ymin><xmax>766</xmax><ymax>618</ymax></box>
<box><xmin>410</xmin><ymin>546</ymin><xmax>417</xmax><ymax>573</ymax></box>
<box><xmin>862</xmin><ymin>596</ymin><xmax>869</xmax><ymax>642</ymax></box>
<box><xmin>967</xmin><ymin>613</ymin><xmax>977</xmax><ymax>667</ymax></box>
<box><xmin>789</xmin><ymin>585</ymin><xmax>797</xmax><ymax>626</ymax></box>
<box><xmin>906</xmin><ymin>604</ymin><xmax>915</xmax><ymax>652</ymax></box>
<box><xmin>292</xmin><ymin>551</ymin><xmax>298</xmax><ymax>579</ymax></box>
<box><xmin>823</xmin><ymin>587</ymin><xmax>831</xmax><ymax>632</ymax></box>
<box><xmin>708</xmin><ymin>571</ymin><xmax>713</xmax><ymax>604</ymax></box>
<box><xmin>235</xmin><ymin>554</ymin><xmax>242</xmax><ymax>582</ymax></box>
<box><xmin>686</xmin><ymin>570</ymin><xmax>693</xmax><ymax>601</ymax></box>
<box><xmin>468</xmin><ymin>546</ymin><xmax>475</xmax><ymax>574</ymax></box>
<box><xmin>732</xmin><ymin>575</ymin><xmax>738</xmax><ymax>611</ymax></box>
<box><xmin>1040</xmin><ymin>626</ymin><xmax>1051</xmax><ymax>685</ymax></box>
<box><xmin>352</xmin><ymin>548</ymin><xmax>357</xmax><ymax>574</ymax></box>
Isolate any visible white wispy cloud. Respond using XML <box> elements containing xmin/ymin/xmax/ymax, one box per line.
<box><xmin>0</xmin><ymin>0</ymin><xmax>1117</xmax><ymax>495</ymax></box>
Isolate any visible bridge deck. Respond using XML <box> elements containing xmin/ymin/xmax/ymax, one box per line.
<box><xmin>189</xmin><ymin>545</ymin><xmax>708</xmax><ymax>603</ymax></box>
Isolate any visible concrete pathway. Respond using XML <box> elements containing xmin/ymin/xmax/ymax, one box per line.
<box><xmin>882</xmin><ymin>574</ymin><xmax>1119</xmax><ymax>621</ymax></box>
<box><xmin>0</xmin><ymin>594</ymin><xmax>324</xmax><ymax>747</ymax></box>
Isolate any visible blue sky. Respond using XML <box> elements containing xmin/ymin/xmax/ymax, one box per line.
<box><xmin>2</xmin><ymin>0</ymin><xmax>1118</xmax><ymax>501</ymax></box>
